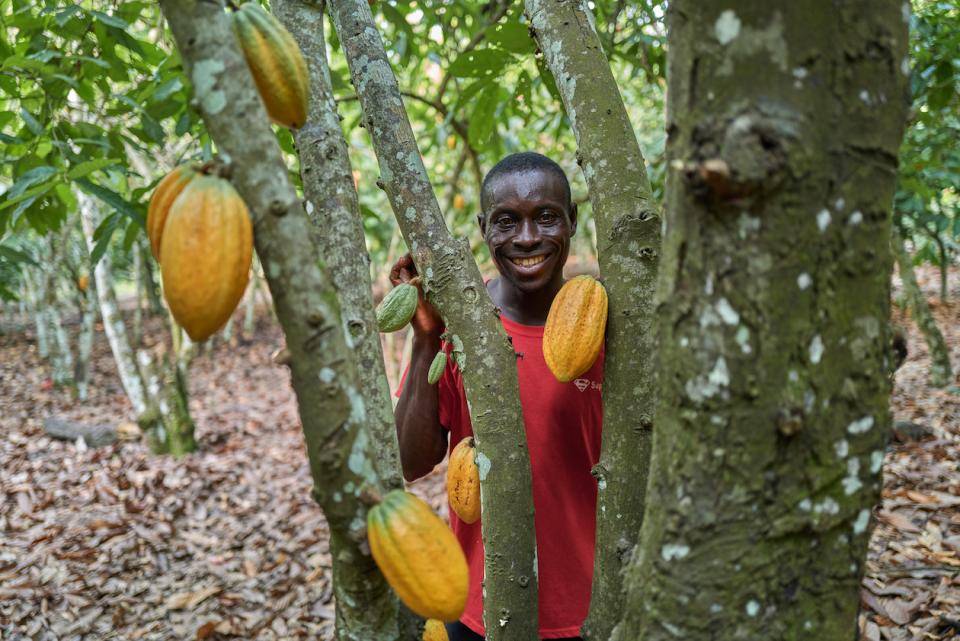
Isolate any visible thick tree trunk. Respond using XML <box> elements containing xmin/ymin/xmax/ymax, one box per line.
<box><xmin>893</xmin><ymin>229</ymin><xmax>952</xmax><ymax>387</ymax></box>
<box><xmin>327</xmin><ymin>2</ymin><xmax>539</xmax><ymax>637</ymax></box>
<box><xmin>138</xmin><ymin>348</ymin><xmax>197</xmax><ymax>457</ymax></box>
<box><xmin>157</xmin><ymin>1</ymin><xmax>401</xmax><ymax>637</ymax></box>
<box><xmin>614</xmin><ymin>2</ymin><xmax>910</xmax><ymax>639</ymax></box>
<box><xmin>524</xmin><ymin>3</ymin><xmax>661</xmax><ymax>636</ymax></box>
<box><xmin>273</xmin><ymin>0</ymin><xmax>405</xmax><ymax>495</ymax></box>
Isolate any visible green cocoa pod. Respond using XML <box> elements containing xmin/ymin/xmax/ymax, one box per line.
<box><xmin>428</xmin><ymin>350</ymin><xmax>447</xmax><ymax>385</ymax></box>
<box><xmin>377</xmin><ymin>283</ymin><xmax>419</xmax><ymax>332</ymax></box>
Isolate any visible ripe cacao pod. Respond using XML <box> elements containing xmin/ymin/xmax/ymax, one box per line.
<box><xmin>367</xmin><ymin>490</ymin><xmax>468</xmax><ymax>622</ymax></box>
<box><xmin>423</xmin><ymin>619</ymin><xmax>449</xmax><ymax>641</ymax></box>
<box><xmin>160</xmin><ymin>175</ymin><xmax>253</xmax><ymax>342</ymax></box>
<box><xmin>446</xmin><ymin>135</ymin><xmax>457</xmax><ymax>150</ymax></box>
<box><xmin>453</xmin><ymin>194</ymin><xmax>466</xmax><ymax>210</ymax></box>
<box><xmin>376</xmin><ymin>283</ymin><xmax>418</xmax><ymax>332</ymax></box>
<box><xmin>147</xmin><ymin>164</ymin><xmax>198</xmax><ymax>261</ymax></box>
<box><xmin>427</xmin><ymin>350</ymin><xmax>447</xmax><ymax>385</ymax></box>
<box><xmin>543</xmin><ymin>274</ymin><xmax>608</xmax><ymax>382</ymax></box>
<box><xmin>446</xmin><ymin>437</ymin><xmax>480</xmax><ymax>524</ymax></box>
<box><xmin>233</xmin><ymin>3</ymin><xmax>309</xmax><ymax>129</ymax></box>
<box><xmin>77</xmin><ymin>275</ymin><xmax>90</xmax><ymax>293</ymax></box>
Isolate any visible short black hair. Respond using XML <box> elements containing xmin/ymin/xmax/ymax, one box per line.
<box><xmin>480</xmin><ymin>152</ymin><xmax>571</xmax><ymax>213</ymax></box>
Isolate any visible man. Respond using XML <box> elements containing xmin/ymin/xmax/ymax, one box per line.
<box><xmin>392</xmin><ymin>152</ymin><xmax>602</xmax><ymax>640</ymax></box>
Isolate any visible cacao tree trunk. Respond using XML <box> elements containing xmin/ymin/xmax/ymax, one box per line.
<box><xmin>137</xmin><ymin>348</ymin><xmax>197</xmax><ymax>457</ymax></box>
<box><xmin>613</xmin><ymin>2</ymin><xmax>910</xmax><ymax>639</ymax></box>
<box><xmin>243</xmin><ymin>264</ymin><xmax>258</xmax><ymax>338</ymax></box>
<box><xmin>75</xmin><ymin>274</ymin><xmax>97</xmax><ymax>401</ymax></box>
<box><xmin>132</xmin><ymin>237</ymin><xmax>143</xmax><ymax>345</ymax></box>
<box><xmin>524</xmin><ymin>3</ymin><xmax>661</xmax><ymax>636</ymax></box>
<box><xmin>157</xmin><ymin>1</ymin><xmax>402</xmax><ymax>637</ymax></box>
<box><xmin>328</xmin><ymin>1</ymin><xmax>540</xmax><ymax>637</ymax></box>
<box><xmin>893</xmin><ymin>228</ymin><xmax>953</xmax><ymax>387</ymax></box>
<box><xmin>273</xmin><ymin>0</ymin><xmax>405</xmax><ymax>494</ymax></box>
<box><xmin>23</xmin><ymin>270</ymin><xmax>49</xmax><ymax>358</ymax></box>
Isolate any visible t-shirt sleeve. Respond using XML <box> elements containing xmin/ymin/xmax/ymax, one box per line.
<box><xmin>394</xmin><ymin>341</ymin><xmax>457</xmax><ymax>431</ymax></box>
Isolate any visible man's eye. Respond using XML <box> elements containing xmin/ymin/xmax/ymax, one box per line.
<box><xmin>539</xmin><ymin>211</ymin><xmax>558</xmax><ymax>224</ymax></box>
<box><xmin>496</xmin><ymin>217</ymin><xmax>515</xmax><ymax>227</ymax></box>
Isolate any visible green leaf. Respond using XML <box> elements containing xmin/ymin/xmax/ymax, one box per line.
<box><xmin>90</xmin><ymin>212</ymin><xmax>122</xmax><ymax>266</ymax></box>
<box><xmin>448</xmin><ymin>49</ymin><xmax>516</xmax><ymax>78</ymax></box>
<box><xmin>7</xmin><ymin>166</ymin><xmax>58</xmax><ymax>200</ymax></box>
<box><xmin>90</xmin><ymin>10</ymin><xmax>129</xmax><ymax>29</ymax></box>
<box><xmin>19</xmin><ymin>108</ymin><xmax>44</xmax><ymax>136</ymax></box>
<box><xmin>66</xmin><ymin>158</ymin><xmax>119</xmax><ymax>180</ymax></box>
<box><xmin>74</xmin><ymin>178</ymin><xmax>146</xmax><ymax>229</ymax></box>
<box><xmin>468</xmin><ymin>87</ymin><xmax>501</xmax><ymax>150</ymax></box>
<box><xmin>486</xmin><ymin>19</ymin><xmax>535</xmax><ymax>55</ymax></box>
<box><xmin>0</xmin><ymin>244</ymin><xmax>38</xmax><ymax>267</ymax></box>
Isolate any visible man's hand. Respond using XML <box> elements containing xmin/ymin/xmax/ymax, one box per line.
<box><xmin>389</xmin><ymin>253</ymin><xmax>444</xmax><ymax>337</ymax></box>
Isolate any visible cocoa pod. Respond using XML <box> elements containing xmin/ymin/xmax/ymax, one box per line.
<box><xmin>427</xmin><ymin>350</ymin><xmax>447</xmax><ymax>385</ymax></box>
<box><xmin>542</xmin><ymin>275</ymin><xmax>608</xmax><ymax>382</ymax></box>
<box><xmin>423</xmin><ymin>619</ymin><xmax>449</xmax><ymax>641</ymax></box>
<box><xmin>446</xmin><ymin>437</ymin><xmax>480</xmax><ymax>524</ymax></box>
<box><xmin>376</xmin><ymin>283</ymin><xmax>418</xmax><ymax>332</ymax></box>
<box><xmin>367</xmin><ymin>490</ymin><xmax>468</xmax><ymax>622</ymax></box>
<box><xmin>160</xmin><ymin>175</ymin><xmax>253</xmax><ymax>342</ymax></box>
<box><xmin>146</xmin><ymin>164</ymin><xmax>198</xmax><ymax>261</ymax></box>
<box><xmin>233</xmin><ymin>3</ymin><xmax>310</xmax><ymax>129</ymax></box>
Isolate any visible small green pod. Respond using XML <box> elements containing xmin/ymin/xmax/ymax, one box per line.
<box><xmin>376</xmin><ymin>283</ymin><xmax>419</xmax><ymax>332</ymax></box>
<box><xmin>427</xmin><ymin>350</ymin><xmax>447</xmax><ymax>385</ymax></box>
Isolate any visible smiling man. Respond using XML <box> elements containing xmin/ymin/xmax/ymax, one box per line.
<box><xmin>391</xmin><ymin>152</ymin><xmax>603</xmax><ymax>640</ymax></box>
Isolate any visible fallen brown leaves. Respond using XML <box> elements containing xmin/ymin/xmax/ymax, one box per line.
<box><xmin>1</xmin><ymin>267</ymin><xmax>956</xmax><ymax>640</ymax></box>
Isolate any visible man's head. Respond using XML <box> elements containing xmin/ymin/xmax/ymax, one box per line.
<box><xmin>478</xmin><ymin>152</ymin><xmax>577</xmax><ymax>293</ymax></box>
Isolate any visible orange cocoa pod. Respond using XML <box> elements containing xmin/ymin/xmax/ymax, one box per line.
<box><xmin>423</xmin><ymin>619</ymin><xmax>449</xmax><ymax>641</ymax></box>
<box><xmin>77</xmin><ymin>274</ymin><xmax>90</xmax><ymax>292</ymax></box>
<box><xmin>146</xmin><ymin>164</ymin><xmax>198</xmax><ymax>261</ymax></box>
<box><xmin>542</xmin><ymin>275</ymin><xmax>608</xmax><ymax>382</ymax></box>
<box><xmin>233</xmin><ymin>3</ymin><xmax>309</xmax><ymax>129</ymax></box>
<box><xmin>367</xmin><ymin>490</ymin><xmax>468</xmax><ymax>622</ymax></box>
<box><xmin>446</xmin><ymin>437</ymin><xmax>481</xmax><ymax>524</ymax></box>
<box><xmin>159</xmin><ymin>175</ymin><xmax>253</xmax><ymax>342</ymax></box>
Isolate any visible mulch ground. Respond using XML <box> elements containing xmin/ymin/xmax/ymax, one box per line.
<box><xmin>1</xmin><ymin>266</ymin><xmax>958</xmax><ymax>640</ymax></box>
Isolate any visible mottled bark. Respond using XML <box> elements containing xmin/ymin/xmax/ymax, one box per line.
<box><xmin>614</xmin><ymin>2</ymin><xmax>910</xmax><ymax>639</ymax></box>
<box><xmin>79</xmin><ymin>192</ymin><xmax>150</xmax><ymax>417</ymax></box>
<box><xmin>327</xmin><ymin>2</ymin><xmax>539</xmax><ymax>637</ymax></box>
<box><xmin>524</xmin><ymin>3</ymin><xmax>661</xmax><ymax>636</ymax></box>
<box><xmin>273</xmin><ymin>0</ymin><xmax>405</xmax><ymax>494</ymax></box>
<box><xmin>157</xmin><ymin>1</ymin><xmax>400</xmax><ymax>637</ymax></box>
<box><xmin>893</xmin><ymin>229</ymin><xmax>952</xmax><ymax>387</ymax></box>
<box><xmin>75</xmin><ymin>277</ymin><xmax>97</xmax><ymax>401</ymax></box>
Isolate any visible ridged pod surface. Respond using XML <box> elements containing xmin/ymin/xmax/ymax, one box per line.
<box><xmin>423</xmin><ymin>619</ymin><xmax>449</xmax><ymax>641</ymax></box>
<box><xmin>146</xmin><ymin>164</ymin><xmax>197</xmax><ymax>260</ymax></box>
<box><xmin>446</xmin><ymin>437</ymin><xmax>480</xmax><ymax>524</ymax></box>
<box><xmin>427</xmin><ymin>350</ymin><xmax>447</xmax><ymax>385</ymax></box>
<box><xmin>367</xmin><ymin>490</ymin><xmax>468</xmax><ymax>621</ymax></box>
<box><xmin>233</xmin><ymin>3</ymin><xmax>309</xmax><ymax>129</ymax></box>
<box><xmin>376</xmin><ymin>283</ymin><xmax>418</xmax><ymax>332</ymax></box>
<box><xmin>160</xmin><ymin>176</ymin><xmax>253</xmax><ymax>342</ymax></box>
<box><xmin>543</xmin><ymin>275</ymin><xmax>608</xmax><ymax>382</ymax></box>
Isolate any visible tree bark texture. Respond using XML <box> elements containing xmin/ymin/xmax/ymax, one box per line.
<box><xmin>614</xmin><ymin>3</ymin><xmax>910</xmax><ymax>639</ymax></box>
<box><xmin>157</xmin><ymin>1</ymin><xmax>401</xmax><ymax>637</ymax></box>
<box><xmin>273</xmin><ymin>0</ymin><xmax>405</xmax><ymax>494</ymax></box>
<box><xmin>327</xmin><ymin>2</ymin><xmax>539</xmax><ymax>637</ymax></box>
<box><xmin>523</xmin><ymin>3</ymin><xmax>661</xmax><ymax>636</ymax></box>
<box><xmin>893</xmin><ymin>229</ymin><xmax>953</xmax><ymax>387</ymax></box>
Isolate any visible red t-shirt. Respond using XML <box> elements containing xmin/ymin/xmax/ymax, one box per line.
<box><xmin>396</xmin><ymin>315</ymin><xmax>603</xmax><ymax>638</ymax></box>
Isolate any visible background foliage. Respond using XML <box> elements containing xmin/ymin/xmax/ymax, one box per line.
<box><xmin>0</xmin><ymin>0</ymin><xmax>955</xmax><ymax>299</ymax></box>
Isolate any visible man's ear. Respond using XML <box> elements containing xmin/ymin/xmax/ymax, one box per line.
<box><xmin>569</xmin><ymin>202</ymin><xmax>578</xmax><ymax>236</ymax></box>
<box><xmin>477</xmin><ymin>213</ymin><xmax>486</xmax><ymax>237</ymax></box>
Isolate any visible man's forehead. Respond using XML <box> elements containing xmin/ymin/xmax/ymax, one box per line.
<box><xmin>487</xmin><ymin>169</ymin><xmax>567</xmax><ymax>204</ymax></box>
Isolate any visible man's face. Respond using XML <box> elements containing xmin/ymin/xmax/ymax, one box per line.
<box><xmin>479</xmin><ymin>168</ymin><xmax>577</xmax><ymax>293</ymax></box>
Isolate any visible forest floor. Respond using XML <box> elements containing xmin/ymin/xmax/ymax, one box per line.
<box><xmin>1</xmin><ymin>266</ymin><xmax>959</xmax><ymax>641</ymax></box>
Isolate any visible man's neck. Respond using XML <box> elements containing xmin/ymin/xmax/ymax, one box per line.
<box><xmin>486</xmin><ymin>276</ymin><xmax>565</xmax><ymax>326</ymax></box>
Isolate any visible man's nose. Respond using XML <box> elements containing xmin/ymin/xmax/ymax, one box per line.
<box><xmin>513</xmin><ymin>219</ymin><xmax>541</xmax><ymax>249</ymax></box>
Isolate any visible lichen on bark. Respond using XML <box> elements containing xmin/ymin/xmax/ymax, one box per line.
<box><xmin>613</xmin><ymin>2</ymin><xmax>910</xmax><ymax>639</ymax></box>
<box><xmin>523</xmin><ymin>2</ymin><xmax>661</xmax><ymax>637</ymax></box>
<box><xmin>327</xmin><ymin>1</ymin><xmax>539</xmax><ymax>638</ymax></box>
<box><xmin>157</xmin><ymin>1</ymin><xmax>399</xmax><ymax>637</ymax></box>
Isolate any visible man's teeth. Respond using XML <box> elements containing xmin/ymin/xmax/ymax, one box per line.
<box><xmin>512</xmin><ymin>255</ymin><xmax>546</xmax><ymax>267</ymax></box>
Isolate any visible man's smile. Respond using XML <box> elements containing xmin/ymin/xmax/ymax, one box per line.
<box><xmin>510</xmin><ymin>254</ymin><xmax>549</xmax><ymax>268</ymax></box>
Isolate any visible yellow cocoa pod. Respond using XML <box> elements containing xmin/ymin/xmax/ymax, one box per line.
<box><xmin>424</xmin><ymin>619</ymin><xmax>449</xmax><ymax>641</ymax></box>
<box><xmin>233</xmin><ymin>3</ymin><xmax>309</xmax><ymax>129</ymax></box>
<box><xmin>446</xmin><ymin>135</ymin><xmax>457</xmax><ymax>150</ymax></box>
<box><xmin>453</xmin><ymin>194</ymin><xmax>466</xmax><ymax>210</ymax></box>
<box><xmin>77</xmin><ymin>274</ymin><xmax>89</xmax><ymax>293</ymax></box>
<box><xmin>367</xmin><ymin>490</ymin><xmax>468</xmax><ymax>622</ymax></box>
<box><xmin>543</xmin><ymin>275</ymin><xmax>608</xmax><ymax>382</ymax></box>
<box><xmin>160</xmin><ymin>176</ymin><xmax>253</xmax><ymax>342</ymax></box>
<box><xmin>146</xmin><ymin>164</ymin><xmax>198</xmax><ymax>261</ymax></box>
<box><xmin>446</xmin><ymin>437</ymin><xmax>481</xmax><ymax>524</ymax></box>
